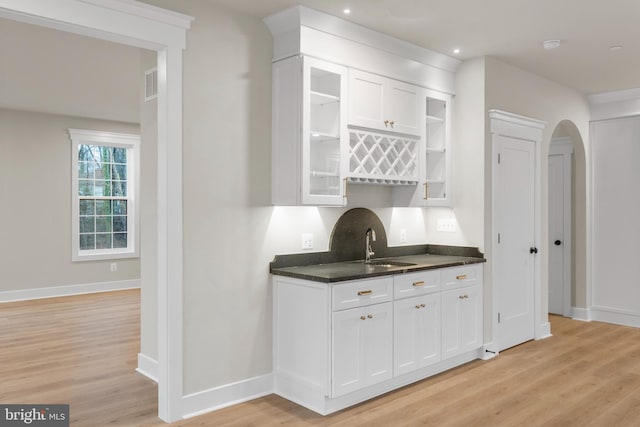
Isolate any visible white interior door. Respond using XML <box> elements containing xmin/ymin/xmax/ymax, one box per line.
<box><xmin>494</xmin><ymin>134</ymin><xmax>536</xmax><ymax>351</ymax></box>
<box><xmin>548</xmin><ymin>154</ymin><xmax>564</xmax><ymax>314</ymax></box>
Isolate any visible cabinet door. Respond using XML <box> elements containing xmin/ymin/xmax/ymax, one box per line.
<box><xmin>349</xmin><ymin>70</ymin><xmax>423</xmax><ymax>136</ymax></box>
<box><xmin>363</xmin><ymin>302</ymin><xmax>393</xmax><ymax>386</ymax></box>
<box><xmin>441</xmin><ymin>285</ymin><xmax>482</xmax><ymax>359</ymax></box>
<box><xmin>459</xmin><ymin>285</ymin><xmax>483</xmax><ymax>353</ymax></box>
<box><xmin>349</xmin><ymin>69</ymin><xmax>385</xmax><ymax>131</ymax></box>
<box><xmin>302</xmin><ymin>57</ymin><xmax>348</xmax><ymax>206</ymax></box>
<box><xmin>394</xmin><ymin>294</ymin><xmax>441</xmax><ymax>376</ymax></box>
<box><xmin>331</xmin><ymin>302</ymin><xmax>392</xmax><ymax>397</ymax></box>
<box><xmin>385</xmin><ymin>79</ymin><xmax>423</xmax><ymax>136</ymax></box>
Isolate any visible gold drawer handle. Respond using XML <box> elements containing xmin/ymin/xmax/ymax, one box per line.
<box><xmin>413</xmin><ymin>281</ymin><xmax>425</xmax><ymax>287</ymax></box>
<box><xmin>358</xmin><ymin>290</ymin><xmax>372</xmax><ymax>296</ymax></box>
<box><xmin>456</xmin><ymin>274</ymin><xmax>467</xmax><ymax>280</ymax></box>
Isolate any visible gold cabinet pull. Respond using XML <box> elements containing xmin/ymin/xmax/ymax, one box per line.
<box><xmin>367</xmin><ymin>314</ymin><xmax>373</xmax><ymax>319</ymax></box>
<box><xmin>413</xmin><ymin>281</ymin><xmax>425</xmax><ymax>287</ymax></box>
<box><xmin>384</xmin><ymin>120</ymin><xmax>389</xmax><ymax>127</ymax></box>
<box><xmin>389</xmin><ymin>120</ymin><xmax>395</xmax><ymax>127</ymax></box>
<box><xmin>423</xmin><ymin>182</ymin><xmax>429</xmax><ymax>200</ymax></box>
<box><xmin>358</xmin><ymin>290</ymin><xmax>372</xmax><ymax>296</ymax></box>
<box><xmin>360</xmin><ymin>316</ymin><xmax>366</xmax><ymax>320</ymax></box>
<box><xmin>343</xmin><ymin>178</ymin><xmax>348</xmax><ymax>200</ymax></box>
<box><xmin>458</xmin><ymin>295</ymin><xmax>465</xmax><ymax>300</ymax></box>
<box><xmin>421</xmin><ymin>303</ymin><xmax>426</xmax><ymax>308</ymax></box>
<box><xmin>415</xmin><ymin>304</ymin><xmax>421</xmax><ymax>309</ymax></box>
<box><xmin>456</xmin><ymin>274</ymin><xmax>467</xmax><ymax>280</ymax></box>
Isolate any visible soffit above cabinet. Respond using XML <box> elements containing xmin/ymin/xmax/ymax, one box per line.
<box><xmin>264</xmin><ymin>6</ymin><xmax>459</xmax><ymax>95</ymax></box>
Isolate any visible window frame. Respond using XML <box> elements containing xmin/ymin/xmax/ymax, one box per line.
<box><xmin>69</xmin><ymin>128</ymin><xmax>140</xmax><ymax>262</ymax></box>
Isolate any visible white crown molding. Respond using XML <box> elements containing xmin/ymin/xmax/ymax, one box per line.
<box><xmin>264</xmin><ymin>5</ymin><xmax>460</xmax><ymax>74</ymax></box>
<box><xmin>588</xmin><ymin>88</ymin><xmax>640</xmax><ymax>105</ymax></box>
<box><xmin>489</xmin><ymin>109</ymin><xmax>547</xmax><ymax>130</ymax></box>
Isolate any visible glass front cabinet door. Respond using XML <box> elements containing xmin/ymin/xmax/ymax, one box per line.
<box><xmin>271</xmin><ymin>55</ymin><xmax>348</xmax><ymax>206</ymax></box>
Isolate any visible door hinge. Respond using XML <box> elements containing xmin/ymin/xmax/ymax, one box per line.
<box><xmin>498</xmin><ymin>312</ymin><xmax>501</xmax><ymax>323</ymax></box>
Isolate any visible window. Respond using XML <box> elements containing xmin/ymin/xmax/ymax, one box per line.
<box><xmin>69</xmin><ymin>129</ymin><xmax>140</xmax><ymax>261</ymax></box>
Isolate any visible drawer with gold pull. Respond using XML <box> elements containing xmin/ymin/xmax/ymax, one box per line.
<box><xmin>440</xmin><ymin>264</ymin><xmax>482</xmax><ymax>290</ymax></box>
<box><xmin>394</xmin><ymin>270</ymin><xmax>440</xmax><ymax>300</ymax></box>
<box><xmin>332</xmin><ymin>276</ymin><xmax>393</xmax><ymax>311</ymax></box>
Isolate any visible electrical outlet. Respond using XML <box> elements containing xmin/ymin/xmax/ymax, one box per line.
<box><xmin>110</xmin><ymin>263</ymin><xmax>118</xmax><ymax>272</ymax></box>
<box><xmin>400</xmin><ymin>229</ymin><xmax>407</xmax><ymax>243</ymax></box>
<box><xmin>301</xmin><ymin>233</ymin><xmax>313</xmax><ymax>250</ymax></box>
<box><xmin>437</xmin><ymin>219</ymin><xmax>457</xmax><ymax>233</ymax></box>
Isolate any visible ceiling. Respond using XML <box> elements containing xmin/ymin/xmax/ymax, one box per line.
<box><xmin>211</xmin><ymin>0</ymin><xmax>640</xmax><ymax>96</ymax></box>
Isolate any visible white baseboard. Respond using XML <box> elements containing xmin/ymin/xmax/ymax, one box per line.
<box><xmin>536</xmin><ymin>322</ymin><xmax>552</xmax><ymax>340</ymax></box>
<box><xmin>182</xmin><ymin>374</ymin><xmax>274</xmax><ymax>419</ymax></box>
<box><xmin>0</xmin><ymin>279</ymin><xmax>141</xmax><ymax>303</ymax></box>
<box><xmin>590</xmin><ymin>306</ymin><xmax>640</xmax><ymax>328</ymax></box>
<box><xmin>136</xmin><ymin>353</ymin><xmax>159</xmax><ymax>383</ymax></box>
<box><xmin>571</xmin><ymin>306</ymin><xmax>592</xmax><ymax>322</ymax></box>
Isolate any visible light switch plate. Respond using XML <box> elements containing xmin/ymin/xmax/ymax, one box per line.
<box><xmin>400</xmin><ymin>229</ymin><xmax>407</xmax><ymax>243</ymax></box>
<box><xmin>437</xmin><ymin>219</ymin><xmax>457</xmax><ymax>233</ymax></box>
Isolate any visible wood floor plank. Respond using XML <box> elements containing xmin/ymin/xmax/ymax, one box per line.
<box><xmin>5</xmin><ymin>294</ymin><xmax>640</xmax><ymax>426</ymax></box>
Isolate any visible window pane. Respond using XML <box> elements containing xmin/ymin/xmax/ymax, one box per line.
<box><xmin>112</xmin><ymin>164</ymin><xmax>127</xmax><ymax>181</ymax></box>
<box><xmin>94</xmin><ymin>163</ymin><xmax>111</xmax><ymax>181</ymax></box>
<box><xmin>79</xmin><ymin>200</ymin><xmax>95</xmax><ymax>215</ymax></box>
<box><xmin>95</xmin><ymin>180</ymin><xmax>110</xmax><ymax>197</ymax></box>
<box><xmin>113</xmin><ymin>216</ymin><xmax>127</xmax><ymax>232</ymax></box>
<box><xmin>96</xmin><ymin>233</ymin><xmax>112</xmax><ymax>249</ymax></box>
<box><xmin>113</xmin><ymin>200</ymin><xmax>127</xmax><ymax>215</ymax></box>
<box><xmin>113</xmin><ymin>233</ymin><xmax>128</xmax><ymax>248</ymax></box>
<box><xmin>96</xmin><ymin>216</ymin><xmax>112</xmax><ymax>233</ymax></box>
<box><xmin>95</xmin><ymin>200</ymin><xmax>111</xmax><ymax>215</ymax></box>
<box><xmin>78</xmin><ymin>161</ymin><xmax>91</xmax><ymax>179</ymax></box>
<box><xmin>79</xmin><ymin>180</ymin><xmax>94</xmax><ymax>196</ymax></box>
<box><xmin>79</xmin><ymin>216</ymin><xmax>95</xmax><ymax>233</ymax></box>
<box><xmin>78</xmin><ymin>145</ymin><xmax>94</xmax><ymax>162</ymax></box>
<box><xmin>99</xmin><ymin>146</ymin><xmax>111</xmax><ymax>162</ymax></box>
<box><xmin>113</xmin><ymin>147</ymin><xmax>127</xmax><ymax>163</ymax></box>
<box><xmin>112</xmin><ymin>181</ymin><xmax>127</xmax><ymax>197</ymax></box>
<box><xmin>79</xmin><ymin>234</ymin><xmax>95</xmax><ymax>250</ymax></box>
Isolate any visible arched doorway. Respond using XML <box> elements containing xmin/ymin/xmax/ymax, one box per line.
<box><xmin>547</xmin><ymin>120</ymin><xmax>587</xmax><ymax>318</ymax></box>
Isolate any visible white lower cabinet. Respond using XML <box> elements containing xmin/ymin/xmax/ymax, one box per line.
<box><xmin>272</xmin><ymin>263</ymin><xmax>483</xmax><ymax>415</ymax></box>
<box><xmin>394</xmin><ymin>293</ymin><xmax>441</xmax><ymax>376</ymax></box>
<box><xmin>332</xmin><ymin>302</ymin><xmax>393</xmax><ymax>397</ymax></box>
<box><xmin>441</xmin><ymin>285</ymin><xmax>483</xmax><ymax>359</ymax></box>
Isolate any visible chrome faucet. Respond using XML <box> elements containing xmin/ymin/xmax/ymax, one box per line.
<box><xmin>365</xmin><ymin>227</ymin><xmax>376</xmax><ymax>263</ymax></box>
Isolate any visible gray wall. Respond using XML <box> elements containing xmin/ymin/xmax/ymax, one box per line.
<box><xmin>0</xmin><ymin>108</ymin><xmax>140</xmax><ymax>293</ymax></box>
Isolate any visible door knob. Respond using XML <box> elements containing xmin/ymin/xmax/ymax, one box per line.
<box><xmin>554</xmin><ymin>240</ymin><xmax>562</xmax><ymax>246</ymax></box>
<box><xmin>530</xmin><ymin>247</ymin><xmax>538</xmax><ymax>254</ymax></box>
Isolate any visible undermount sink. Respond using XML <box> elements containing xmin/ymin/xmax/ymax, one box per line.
<box><xmin>364</xmin><ymin>260</ymin><xmax>416</xmax><ymax>268</ymax></box>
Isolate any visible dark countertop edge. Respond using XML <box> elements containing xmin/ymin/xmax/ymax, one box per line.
<box><xmin>271</xmin><ymin>257</ymin><xmax>486</xmax><ymax>283</ymax></box>
<box><xmin>270</xmin><ymin>244</ymin><xmax>483</xmax><ymax>270</ymax></box>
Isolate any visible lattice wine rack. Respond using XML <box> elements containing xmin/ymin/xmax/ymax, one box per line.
<box><xmin>348</xmin><ymin>128</ymin><xmax>419</xmax><ymax>185</ymax></box>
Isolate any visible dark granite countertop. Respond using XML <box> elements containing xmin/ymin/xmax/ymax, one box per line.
<box><xmin>270</xmin><ymin>253</ymin><xmax>486</xmax><ymax>283</ymax></box>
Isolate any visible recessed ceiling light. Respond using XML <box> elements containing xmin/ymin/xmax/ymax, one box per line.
<box><xmin>610</xmin><ymin>45</ymin><xmax>623</xmax><ymax>51</ymax></box>
<box><xmin>343</xmin><ymin>8</ymin><xmax>351</xmax><ymax>14</ymax></box>
<box><xmin>543</xmin><ymin>40</ymin><xmax>561</xmax><ymax>50</ymax></box>
<box><xmin>453</xmin><ymin>48</ymin><xmax>460</xmax><ymax>54</ymax></box>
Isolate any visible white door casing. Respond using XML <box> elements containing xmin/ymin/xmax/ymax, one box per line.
<box><xmin>490</xmin><ymin>110</ymin><xmax>547</xmax><ymax>353</ymax></box>
<box><xmin>0</xmin><ymin>1</ymin><xmax>193</xmax><ymax>422</ymax></box>
<box><xmin>548</xmin><ymin>138</ymin><xmax>573</xmax><ymax>316</ymax></box>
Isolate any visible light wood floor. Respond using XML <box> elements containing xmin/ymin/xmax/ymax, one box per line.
<box><xmin>3</xmin><ymin>290</ymin><xmax>640</xmax><ymax>426</ymax></box>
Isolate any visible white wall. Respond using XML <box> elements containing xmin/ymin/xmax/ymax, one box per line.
<box><xmin>0</xmin><ymin>108</ymin><xmax>140</xmax><ymax>295</ymax></box>
<box><xmin>142</xmin><ymin>0</ymin><xmax>480</xmax><ymax>395</ymax></box>
<box><xmin>484</xmin><ymin>57</ymin><xmax>591</xmax><ymax>338</ymax></box>
<box><xmin>140</xmin><ymin>50</ymin><xmax>158</xmax><ymax>361</ymax></box>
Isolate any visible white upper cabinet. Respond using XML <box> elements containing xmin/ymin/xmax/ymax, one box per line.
<box><xmin>349</xmin><ymin>69</ymin><xmax>425</xmax><ymax>137</ymax></box>
<box><xmin>272</xmin><ymin>56</ymin><xmax>348</xmax><ymax>206</ymax></box>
